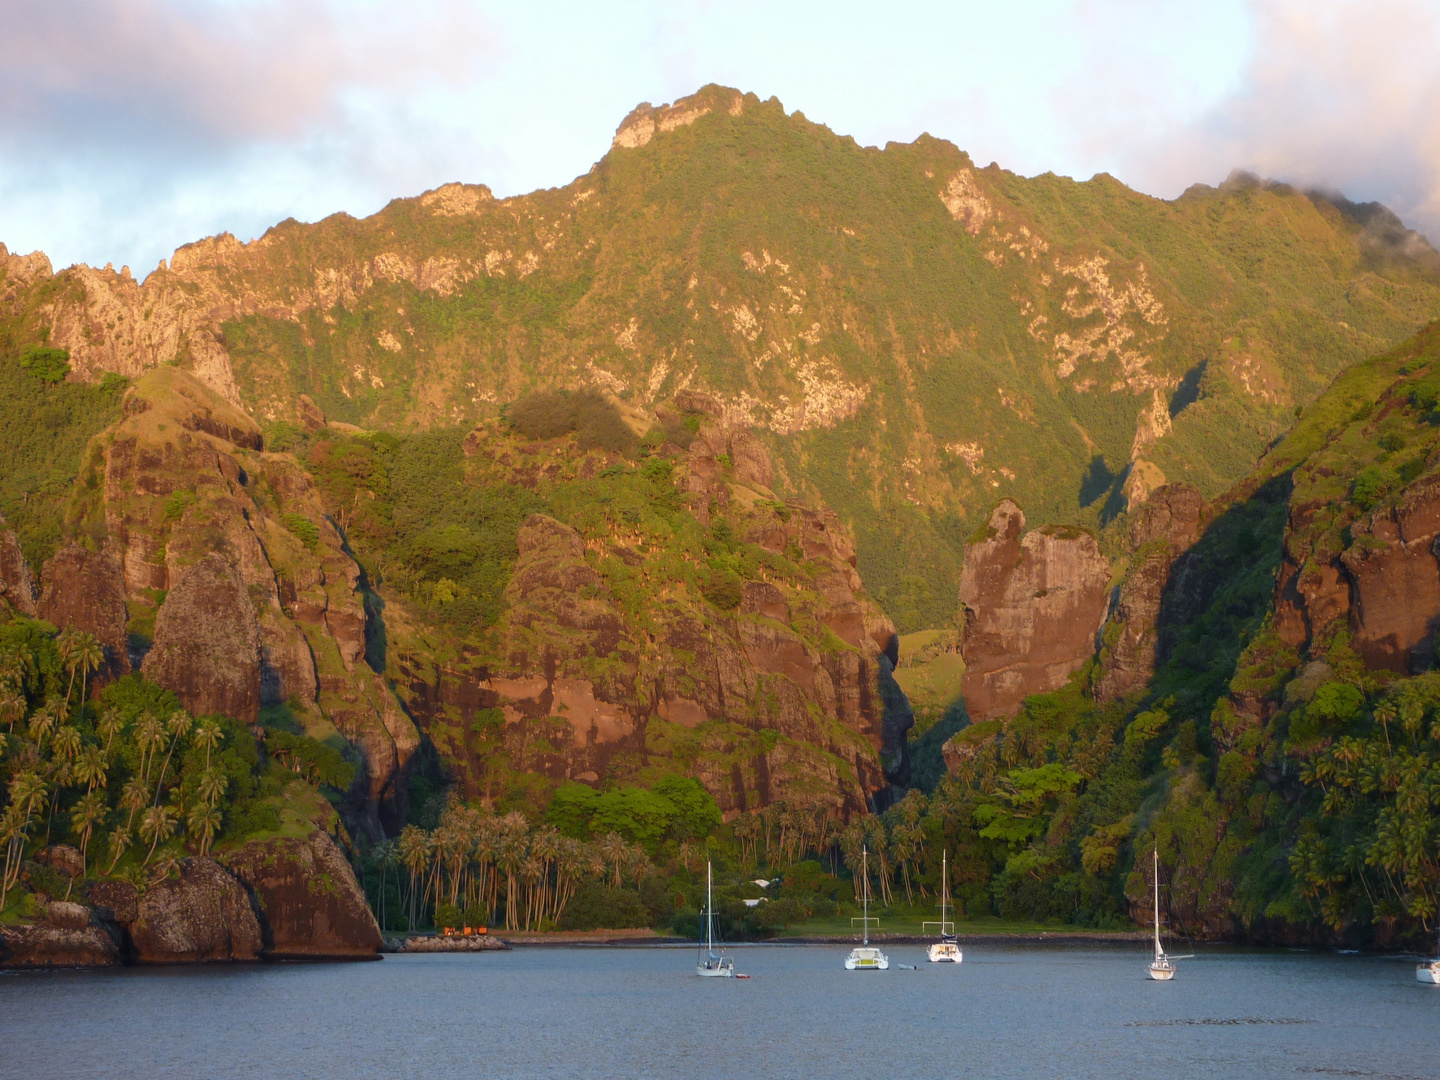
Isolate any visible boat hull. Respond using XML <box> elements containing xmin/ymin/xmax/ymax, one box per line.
<box><xmin>1417</xmin><ymin>962</ymin><xmax>1440</xmax><ymax>984</ymax></box>
<box><xmin>928</xmin><ymin>943</ymin><xmax>962</xmax><ymax>963</ymax></box>
<box><xmin>845</xmin><ymin>948</ymin><xmax>889</xmax><ymax>971</ymax></box>
<box><xmin>1147</xmin><ymin>963</ymin><xmax>1175</xmax><ymax>981</ymax></box>
<box><xmin>697</xmin><ymin>957</ymin><xmax>734</xmax><ymax>978</ymax></box>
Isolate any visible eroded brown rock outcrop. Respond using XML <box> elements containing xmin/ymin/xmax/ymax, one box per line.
<box><xmin>959</xmin><ymin>500</ymin><xmax>1111</xmax><ymax>720</ymax></box>
<box><xmin>128</xmin><ymin>858</ymin><xmax>263</xmax><ymax>963</ymax></box>
<box><xmin>396</xmin><ymin>426</ymin><xmax>910</xmax><ymax>816</ymax></box>
<box><xmin>1095</xmin><ymin>484</ymin><xmax>1204</xmax><ymax>702</ymax></box>
<box><xmin>221</xmin><ymin>830</ymin><xmax>382</xmax><ymax>959</ymax></box>
<box><xmin>82</xmin><ymin>367</ymin><xmax>417</xmax><ymax>835</ymax></box>
<box><xmin>0</xmin><ymin>516</ymin><xmax>36</xmax><ymax>616</ymax></box>
<box><xmin>0</xmin><ymin>908</ymin><xmax>121</xmax><ymax>968</ymax></box>
<box><xmin>38</xmin><ymin>543</ymin><xmax>130</xmax><ymax>684</ymax></box>
<box><xmin>1275</xmin><ymin>473</ymin><xmax>1440</xmax><ymax>672</ymax></box>
<box><xmin>143</xmin><ymin>553</ymin><xmax>262</xmax><ymax>722</ymax></box>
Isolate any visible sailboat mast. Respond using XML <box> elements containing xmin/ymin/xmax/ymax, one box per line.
<box><xmin>706</xmin><ymin>861</ymin><xmax>714</xmax><ymax>954</ymax></box>
<box><xmin>941</xmin><ymin>849</ymin><xmax>949</xmax><ymax>926</ymax></box>
<box><xmin>1153</xmin><ymin>848</ymin><xmax>1162</xmax><ymax>956</ymax></box>
<box><xmin>862</xmin><ymin>846</ymin><xmax>870</xmax><ymax>946</ymax></box>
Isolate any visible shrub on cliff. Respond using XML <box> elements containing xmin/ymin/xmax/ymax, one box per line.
<box><xmin>507</xmin><ymin>389</ymin><xmax>636</xmax><ymax>454</ymax></box>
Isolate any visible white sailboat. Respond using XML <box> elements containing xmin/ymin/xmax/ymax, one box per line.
<box><xmin>696</xmin><ymin>860</ymin><xmax>735</xmax><ymax>978</ymax></box>
<box><xmin>1416</xmin><ymin>923</ymin><xmax>1440</xmax><ymax>984</ymax></box>
<box><xmin>1147</xmin><ymin>848</ymin><xmax>1191</xmax><ymax>981</ymax></box>
<box><xmin>845</xmin><ymin>846</ymin><xmax>889</xmax><ymax>970</ymax></box>
<box><xmin>925</xmin><ymin>849</ymin><xmax>962</xmax><ymax>963</ymax></box>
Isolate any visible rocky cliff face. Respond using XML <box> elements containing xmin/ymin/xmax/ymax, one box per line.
<box><xmin>221</xmin><ymin>830</ymin><xmax>382</xmax><ymax>959</ymax></box>
<box><xmin>1095</xmin><ymin>484</ymin><xmax>1205</xmax><ymax>702</ymax></box>
<box><xmin>1</xmin><ymin>831</ymin><xmax>381</xmax><ymax>967</ymax></box>
<box><xmin>393</xmin><ymin>416</ymin><xmax>910</xmax><ymax>817</ymax></box>
<box><xmin>958</xmin><ymin>500</ymin><xmax>1112</xmax><ymax>720</ymax></box>
<box><xmin>0</xmin><ymin>515</ymin><xmax>36</xmax><ymax>617</ymax></box>
<box><xmin>1275</xmin><ymin>472</ymin><xmax>1440</xmax><ymax>671</ymax></box>
<box><xmin>128</xmin><ymin>858</ymin><xmax>264</xmax><ymax>963</ymax></box>
<box><xmin>64</xmin><ymin>366</ymin><xmax>417</xmax><ymax>835</ymax></box>
<box><xmin>143</xmin><ymin>553</ymin><xmax>262</xmax><ymax>721</ymax></box>
<box><xmin>5</xmin><ymin>86</ymin><xmax>1439</xmax><ymax>634</ymax></box>
<box><xmin>37</xmin><ymin>544</ymin><xmax>130</xmax><ymax>684</ymax></box>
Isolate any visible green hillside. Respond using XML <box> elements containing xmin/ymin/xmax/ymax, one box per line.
<box><xmin>9</xmin><ymin>85</ymin><xmax>1440</xmax><ymax>632</ymax></box>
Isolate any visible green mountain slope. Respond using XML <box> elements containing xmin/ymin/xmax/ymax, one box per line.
<box><xmin>5</xmin><ymin>84</ymin><xmax>1440</xmax><ymax>635</ymax></box>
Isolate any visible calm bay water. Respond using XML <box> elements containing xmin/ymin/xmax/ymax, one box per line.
<box><xmin>2</xmin><ymin>943</ymin><xmax>1437</xmax><ymax>1079</ymax></box>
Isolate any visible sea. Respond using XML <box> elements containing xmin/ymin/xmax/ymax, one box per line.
<box><xmin>2</xmin><ymin>942</ymin><xmax>1436</xmax><ymax>1079</ymax></box>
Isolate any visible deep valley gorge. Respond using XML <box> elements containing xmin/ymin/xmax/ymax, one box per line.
<box><xmin>7</xmin><ymin>84</ymin><xmax>1440</xmax><ymax>966</ymax></box>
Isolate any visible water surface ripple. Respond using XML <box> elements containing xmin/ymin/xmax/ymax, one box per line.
<box><xmin>3</xmin><ymin>943</ymin><xmax>1436</xmax><ymax>1079</ymax></box>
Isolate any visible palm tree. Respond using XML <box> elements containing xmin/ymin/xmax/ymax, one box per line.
<box><xmin>105</xmin><ymin>826</ymin><xmax>133</xmax><ymax>875</ymax></box>
<box><xmin>399</xmin><ymin>825</ymin><xmax>431</xmax><ymax>930</ymax></box>
<box><xmin>139</xmin><ymin>805</ymin><xmax>177</xmax><ymax>866</ymax></box>
<box><xmin>133</xmin><ymin>712</ymin><xmax>164</xmax><ymax>785</ymax></box>
<box><xmin>187</xmin><ymin>802</ymin><xmax>222</xmax><ymax>856</ymax></box>
<box><xmin>197</xmin><ymin>768</ymin><xmax>228</xmax><ymax>808</ymax></box>
<box><xmin>597</xmin><ymin>832</ymin><xmax>628</xmax><ymax>889</ymax></box>
<box><xmin>26</xmin><ymin>697</ymin><xmax>63</xmax><ymax>748</ymax></box>
<box><xmin>119</xmin><ymin>776</ymin><xmax>149</xmax><ymax>833</ymax></box>
<box><xmin>151</xmin><ymin>710</ymin><xmax>193</xmax><ymax>806</ymax></box>
<box><xmin>0</xmin><ymin>691</ymin><xmax>24</xmax><ymax>735</ymax></box>
<box><xmin>193</xmin><ymin>719</ymin><xmax>222</xmax><ymax>769</ymax></box>
<box><xmin>70</xmin><ymin>791</ymin><xmax>108</xmax><ymax>875</ymax></box>
<box><xmin>68</xmin><ymin>631</ymin><xmax>104</xmax><ymax>716</ymax></box>
<box><xmin>96</xmin><ymin>708</ymin><xmax>123</xmax><ymax>757</ymax></box>
<box><xmin>55</xmin><ymin>628</ymin><xmax>80</xmax><ymax>710</ymax></box>
<box><xmin>74</xmin><ymin>744</ymin><xmax>108</xmax><ymax>794</ymax></box>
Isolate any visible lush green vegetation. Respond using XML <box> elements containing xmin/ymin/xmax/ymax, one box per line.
<box><xmin>0</xmin><ymin>617</ymin><xmax>344</xmax><ymax>921</ymax></box>
<box><xmin>0</xmin><ymin>346</ymin><xmax>125</xmax><ymax>567</ymax></box>
<box><xmin>201</xmin><ymin>85</ymin><xmax>1440</xmax><ymax>633</ymax></box>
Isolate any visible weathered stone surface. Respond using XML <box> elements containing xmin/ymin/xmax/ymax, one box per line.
<box><xmin>89</xmin><ymin>879</ymin><xmax>139</xmax><ymax>924</ymax></box>
<box><xmin>91</xmin><ymin>368</ymin><xmax>417</xmax><ymax>837</ymax></box>
<box><xmin>1095</xmin><ymin>484</ymin><xmax>1205</xmax><ymax>703</ymax></box>
<box><xmin>45</xmin><ymin>900</ymin><xmax>92</xmax><ymax>930</ymax></box>
<box><xmin>0</xmin><ymin>919</ymin><xmax>120</xmax><ymax>968</ymax></box>
<box><xmin>143</xmin><ymin>553</ymin><xmax>262</xmax><ymax>722</ymax></box>
<box><xmin>959</xmin><ymin>501</ymin><xmax>1112</xmax><ymax>720</ymax></box>
<box><xmin>37</xmin><ymin>844</ymin><xmax>86</xmax><ymax>879</ymax></box>
<box><xmin>395</xmin><ymin>444</ymin><xmax>909</xmax><ymax>818</ymax></box>
<box><xmin>0</xmin><ymin>516</ymin><xmax>36</xmax><ymax>616</ymax></box>
<box><xmin>129</xmin><ymin>857</ymin><xmax>263</xmax><ymax>963</ymax></box>
<box><xmin>38</xmin><ymin>543</ymin><xmax>130</xmax><ymax>684</ymax></box>
<box><xmin>1273</xmin><ymin>473</ymin><xmax>1440</xmax><ymax>673</ymax></box>
<box><xmin>221</xmin><ymin>831</ymin><xmax>382</xmax><ymax>959</ymax></box>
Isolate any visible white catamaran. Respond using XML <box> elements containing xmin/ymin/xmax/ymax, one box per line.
<box><xmin>845</xmin><ymin>846</ymin><xmax>889</xmax><ymax>971</ymax></box>
<box><xmin>925</xmin><ymin>849</ymin><xmax>962</xmax><ymax>963</ymax></box>
<box><xmin>696</xmin><ymin>860</ymin><xmax>735</xmax><ymax>978</ymax></box>
<box><xmin>1417</xmin><ymin>923</ymin><xmax>1440</xmax><ymax>984</ymax></box>
<box><xmin>1147</xmin><ymin>848</ymin><xmax>1191</xmax><ymax>981</ymax></box>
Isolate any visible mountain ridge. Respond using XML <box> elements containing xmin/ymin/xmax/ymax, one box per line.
<box><xmin>5</xmin><ymin>84</ymin><xmax>1440</xmax><ymax>632</ymax></box>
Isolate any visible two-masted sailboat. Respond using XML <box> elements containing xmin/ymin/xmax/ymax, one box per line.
<box><xmin>1417</xmin><ymin>924</ymin><xmax>1440</xmax><ymax>984</ymax></box>
<box><xmin>845</xmin><ymin>846</ymin><xmax>889</xmax><ymax>970</ymax></box>
<box><xmin>925</xmin><ymin>849</ymin><xmax>962</xmax><ymax>963</ymax></box>
<box><xmin>1147</xmin><ymin>848</ymin><xmax>1191</xmax><ymax>981</ymax></box>
<box><xmin>696</xmin><ymin>861</ymin><xmax>735</xmax><ymax>977</ymax></box>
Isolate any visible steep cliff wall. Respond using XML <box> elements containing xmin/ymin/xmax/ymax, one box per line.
<box><xmin>63</xmin><ymin>367</ymin><xmax>418</xmax><ymax>835</ymax></box>
<box><xmin>958</xmin><ymin>500</ymin><xmax>1111</xmax><ymax>720</ymax></box>
<box><xmin>1095</xmin><ymin>484</ymin><xmax>1204</xmax><ymax>702</ymax></box>
<box><xmin>389</xmin><ymin>414</ymin><xmax>911</xmax><ymax>817</ymax></box>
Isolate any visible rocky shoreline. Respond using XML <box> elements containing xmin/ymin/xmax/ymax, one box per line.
<box><xmin>0</xmin><ymin>830</ymin><xmax>382</xmax><ymax>969</ymax></box>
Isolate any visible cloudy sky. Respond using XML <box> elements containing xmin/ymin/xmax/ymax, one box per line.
<box><xmin>1</xmin><ymin>0</ymin><xmax>1437</xmax><ymax>274</ymax></box>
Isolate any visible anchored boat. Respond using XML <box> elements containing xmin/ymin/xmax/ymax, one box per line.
<box><xmin>696</xmin><ymin>860</ymin><xmax>735</xmax><ymax>978</ymax></box>
<box><xmin>1417</xmin><ymin>924</ymin><xmax>1440</xmax><ymax>984</ymax></box>
<box><xmin>1147</xmin><ymin>848</ymin><xmax>1191</xmax><ymax>981</ymax></box>
<box><xmin>925</xmin><ymin>849</ymin><xmax>962</xmax><ymax>964</ymax></box>
<box><xmin>845</xmin><ymin>846</ymin><xmax>889</xmax><ymax>971</ymax></box>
